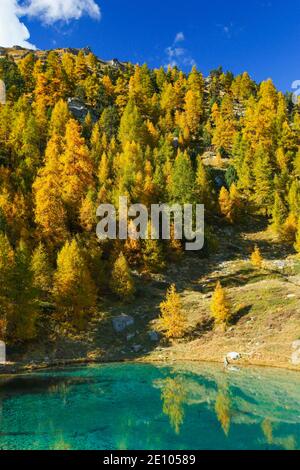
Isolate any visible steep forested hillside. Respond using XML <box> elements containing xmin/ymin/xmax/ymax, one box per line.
<box><xmin>0</xmin><ymin>46</ymin><xmax>300</xmax><ymax>354</ymax></box>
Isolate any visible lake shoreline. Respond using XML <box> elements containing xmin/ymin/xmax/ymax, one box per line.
<box><xmin>1</xmin><ymin>353</ymin><xmax>300</xmax><ymax>377</ymax></box>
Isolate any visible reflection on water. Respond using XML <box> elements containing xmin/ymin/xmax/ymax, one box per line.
<box><xmin>158</xmin><ymin>377</ymin><xmax>187</xmax><ymax>435</ymax></box>
<box><xmin>262</xmin><ymin>418</ymin><xmax>273</xmax><ymax>444</ymax></box>
<box><xmin>215</xmin><ymin>385</ymin><xmax>231</xmax><ymax>436</ymax></box>
<box><xmin>261</xmin><ymin>419</ymin><xmax>296</xmax><ymax>450</ymax></box>
<box><xmin>51</xmin><ymin>434</ymin><xmax>72</xmax><ymax>451</ymax></box>
<box><xmin>0</xmin><ymin>363</ymin><xmax>300</xmax><ymax>450</ymax></box>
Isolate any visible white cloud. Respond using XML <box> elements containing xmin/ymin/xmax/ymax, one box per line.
<box><xmin>19</xmin><ymin>0</ymin><xmax>101</xmax><ymax>24</ymax></box>
<box><xmin>216</xmin><ymin>22</ymin><xmax>244</xmax><ymax>39</ymax></box>
<box><xmin>174</xmin><ymin>32</ymin><xmax>185</xmax><ymax>43</ymax></box>
<box><xmin>164</xmin><ymin>33</ymin><xmax>196</xmax><ymax>69</ymax></box>
<box><xmin>0</xmin><ymin>0</ymin><xmax>36</xmax><ymax>49</ymax></box>
<box><xmin>0</xmin><ymin>0</ymin><xmax>101</xmax><ymax>50</ymax></box>
<box><xmin>221</xmin><ymin>23</ymin><xmax>234</xmax><ymax>38</ymax></box>
<box><xmin>166</xmin><ymin>47</ymin><xmax>185</xmax><ymax>59</ymax></box>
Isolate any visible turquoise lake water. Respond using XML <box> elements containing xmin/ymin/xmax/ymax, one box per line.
<box><xmin>0</xmin><ymin>362</ymin><xmax>300</xmax><ymax>450</ymax></box>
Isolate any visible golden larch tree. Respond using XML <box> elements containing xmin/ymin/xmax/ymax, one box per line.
<box><xmin>109</xmin><ymin>252</ymin><xmax>135</xmax><ymax>302</ymax></box>
<box><xmin>159</xmin><ymin>284</ymin><xmax>187</xmax><ymax>339</ymax></box>
<box><xmin>219</xmin><ymin>187</ymin><xmax>232</xmax><ymax>221</ymax></box>
<box><xmin>31</xmin><ymin>243</ymin><xmax>52</xmax><ymax>296</ymax></box>
<box><xmin>53</xmin><ymin>239</ymin><xmax>97</xmax><ymax>328</ymax></box>
<box><xmin>211</xmin><ymin>281</ymin><xmax>231</xmax><ymax>327</ymax></box>
<box><xmin>33</xmin><ymin>134</ymin><xmax>68</xmax><ymax>244</ymax></box>
<box><xmin>61</xmin><ymin>119</ymin><xmax>95</xmax><ymax>209</ymax></box>
<box><xmin>251</xmin><ymin>245</ymin><xmax>264</xmax><ymax>269</ymax></box>
<box><xmin>294</xmin><ymin>220</ymin><xmax>300</xmax><ymax>256</ymax></box>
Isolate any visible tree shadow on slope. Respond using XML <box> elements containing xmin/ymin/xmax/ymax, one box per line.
<box><xmin>229</xmin><ymin>304</ymin><xmax>253</xmax><ymax>326</ymax></box>
<box><xmin>185</xmin><ymin>318</ymin><xmax>215</xmax><ymax>341</ymax></box>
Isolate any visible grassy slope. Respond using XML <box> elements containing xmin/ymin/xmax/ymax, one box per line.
<box><xmin>147</xmin><ymin>222</ymin><xmax>300</xmax><ymax>369</ymax></box>
<box><xmin>6</xmin><ymin>218</ymin><xmax>300</xmax><ymax>373</ymax></box>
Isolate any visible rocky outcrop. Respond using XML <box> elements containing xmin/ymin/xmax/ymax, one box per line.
<box><xmin>67</xmin><ymin>97</ymin><xmax>91</xmax><ymax>121</ymax></box>
<box><xmin>112</xmin><ymin>315</ymin><xmax>135</xmax><ymax>333</ymax></box>
<box><xmin>66</xmin><ymin>97</ymin><xmax>98</xmax><ymax>122</ymax></box>
<box><xmin>148</xmin><ymin>331</ymin><xmax>159</xmax><ymax>342</ymax></box>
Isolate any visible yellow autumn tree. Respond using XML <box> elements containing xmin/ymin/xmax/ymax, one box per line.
<box><xmin>160</xmin><ymin>83</ymin><xmax>178</xmax><ymax>113</ymax></box>
<box><xmin>229</xmin><ymin>183</ymin><xmax>242</xmax><ymax>222</ymax></box>
<box><xmin>124</xmin><ymin>221</ymin><xmax>143</xmax><ymax>266</ymax></box>
<box><xmin>119</xmin><ymin>99</ymin><xmax>147</xmax><ymax>147</ymax></box>
<box><xmin>129</xmin><ymin>64</ymin><xmax>154</xmax><ymax>116</ymax></box>
<box><xmin>218</xmin><ymin>185</ymin><xmax>241</xmax><ymax>223</ymax></box>
<box><xmin>184</xmin><ymin>89</ymin><xmax>202</xmax><ymax>136</ymax></box>
<box><xmin>61</xmin><ymin>52</ymin><xmax>75</xmax><ymax>83</ymax></box>
<box><xmin>0</xmin><ymin>234</ymin><xmax>15</xmax><ymax>339</ymax></box>
<box><xmin>283</xmin><ymin>213</ymin><xmax>298</xmax><ymax>243</ymax></box>
<box><xmin>159</xmin><ymin>284</ymin><xmax>187</xmax><ymax>339</ymax></box>
<box><xmin>251</xmin><ymin>245</ymin><xmax>264</xmax><ymax>269</ymax></box>
<box><xmin>142</xmin><ymin>160</ymin><xmax>156</xmax><ymax>205</ymax></box>
<box><xmin>98</xmin><ymin>151</ymin><xmax>110</xmax><ymax>185</ymax></box>
<box><xmin>79</xmin><ymin>191</ymin><xmax>97</xmax><ymax>233</ymax></box>
<box><xmin>33</xmin><ymin>62</ymin><xmax>50</xmax><ymax>137</ymax></box>
<box><xmin>195</xmin><ymin>158</ymin><xmax>214</xmax><ymax>208</ymax></box>
<box><xmin>219</xmin><ymin>187</ymin><xmax>232</xmax><ymax>220</ymax></box>
<box><xmin>53</xmin><ymin>239</ymin><xmax>97</xmax><ymax>328</ymax></box>
<box><xmin>109</xmin><ymin>252</ymin><xmax>135</xmax><ymax>302</ymax></box>
<box><xmin>211</xmin><ymin>282</ymin><xmax>231</xmax><ymax>328</ymax></box>
<box><xmin>212</xmin><ymin>95</ymin><xmax>236</xmax><ymax>153</ymax></box>
<box><xmin>115</xmin><ymin>76</ymin><xmax>129</xmax><ymax>112</ymax></box>
<box><xmin>243</xmin><ymin>79</ymin><xmax>278</xmax><ymax>152</ymax></box>
<box><xmin>75</xmin><ymin>50</ymin><xmax>88</xmax><ymax>81</ymax></box>
<box><xmin>61</xmin><ymin>119</ymin><xmax>95</xmax><ymax>210</ymax></box>
<box><xmin>33</xmin><ymin>134</ymin><xmax>68</xmax><ymax>244</ymax></box>
<box><xmin>294</xmin><ymin>221</ymin><xmax>300</xmax><ymax>256</ymax></box>
<box><xmin>49</xmin><ymin>99</ymin><xmax>70</xmax><ymax>137</ymax></box>
<box><xmin>31</xmin><ymin>243</ymin><xmax>52</xmax><ymax>296</ymax></box>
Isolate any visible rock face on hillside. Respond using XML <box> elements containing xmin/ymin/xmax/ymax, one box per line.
<box><xmin>67</xmin><ymin>97</ymin><xmax>96</xmax><ymax>122</ymax></box>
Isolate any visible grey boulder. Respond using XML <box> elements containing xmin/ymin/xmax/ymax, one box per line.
<box><xmin>112</xmin><ymin>315</ymin><xmax>134</xmax><ymax>333</ymax></box>
<box><xmin>148</xmin><ymin>331</ymin><xmax>160</xmax><ymax>342</ymax></box>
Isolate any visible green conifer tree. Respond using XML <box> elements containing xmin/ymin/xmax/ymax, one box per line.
<box><xmin>8</xmin><ymin>242</ymin><xmax>38</xmax><ymax>342</ymax></box>
<box><xmin>170</xmin><ymin>150</ymin><xmax>195</xmax><ymax>204</ymax></box>
<box><xmin>31</xmin><ymin>243</ymin><xmax>52</xmax><ymax>298</ymax></box>
<box><xmin>271</xmin><ymin>192</ymin><xmax>288</xmax><ymax>234</ymax></box>
<box><xmin>119</xmin><ymin>99</ymin><xmax>146</xmax><ymax>146</ymax></box>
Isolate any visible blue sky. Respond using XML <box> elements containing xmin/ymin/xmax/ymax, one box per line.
<box><xmin>2</xmin><ymin>0</ymin><xmax>300</xmax><ymax>91</ymax></box>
